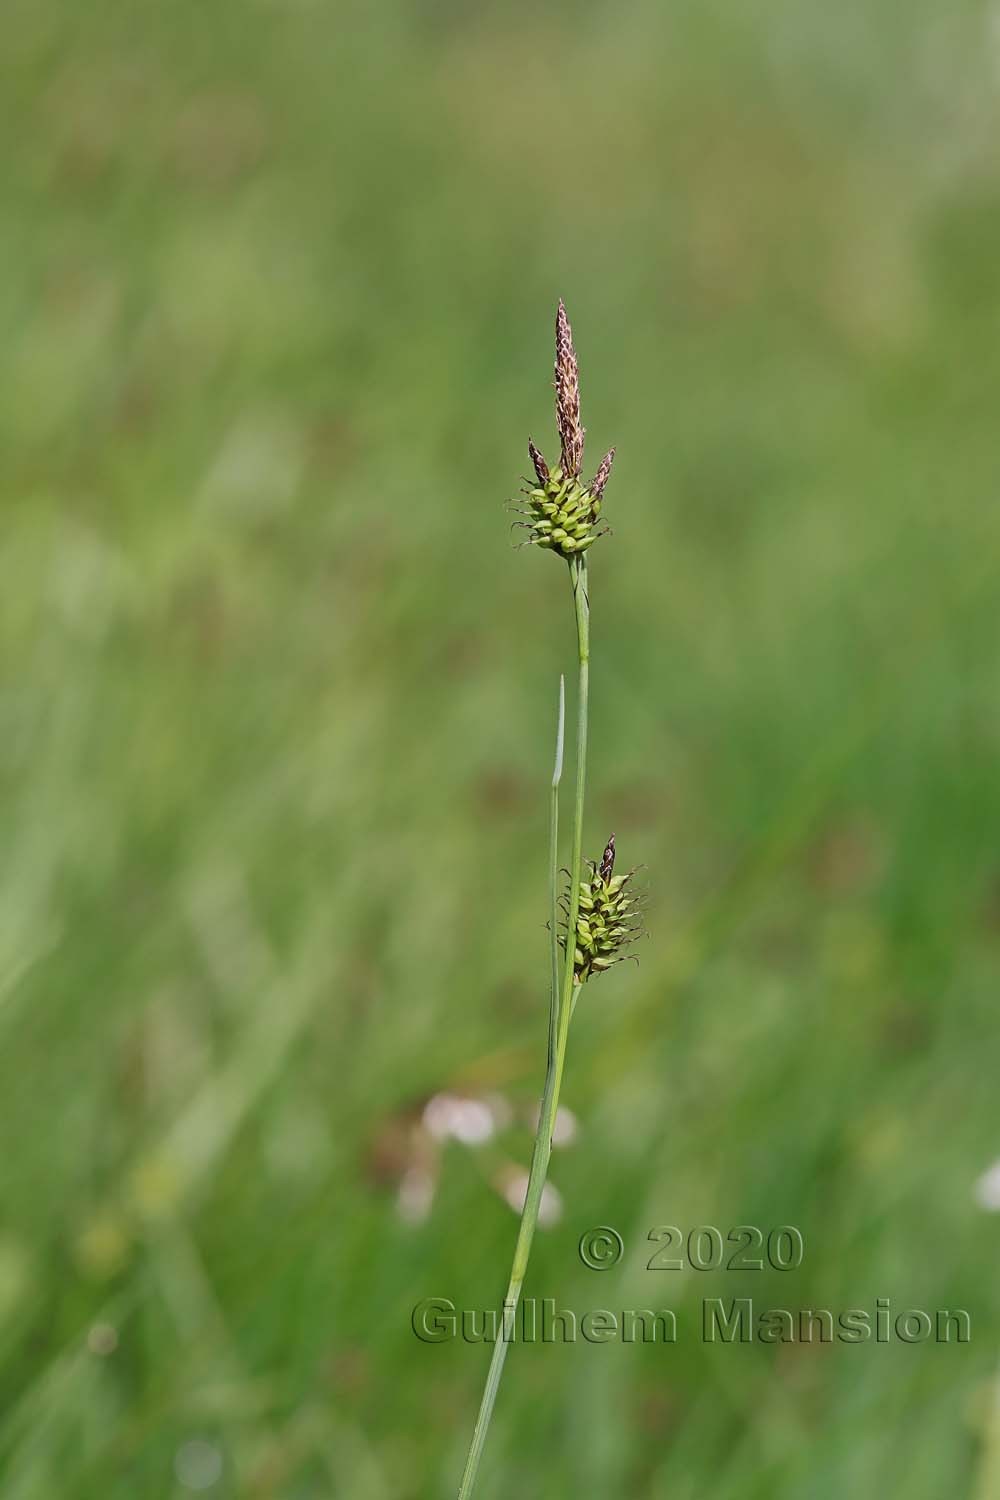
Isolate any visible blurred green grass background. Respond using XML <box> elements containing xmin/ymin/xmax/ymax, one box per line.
<box><xmin>3</xmin><ymin>0</ymin><xmax>1000</xmax><ymax>1494</ymax></box>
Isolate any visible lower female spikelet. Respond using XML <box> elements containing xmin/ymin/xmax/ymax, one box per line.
<box><xmin>561</xmin><ymin>834</ymin><xmax>644</xmax><ymax>985</ymax></box>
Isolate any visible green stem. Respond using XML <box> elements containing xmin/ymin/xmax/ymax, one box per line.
<box><xmin>564</xmin><ymin>557</ymin><xmax>589</xmax><ymax>1024</ymax></box>
<box><xmin>456</xmin><ymin>559</ymin><xmax>589</xmax><ymax>1499</ymax></box>
<box><xmin>549</xmin><ymin>675</ymin><xmax>566</xmax><ymax>1059</ymax></box>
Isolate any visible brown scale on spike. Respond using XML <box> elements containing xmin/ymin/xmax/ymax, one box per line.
<box><xmin>599</xmin><ymin>833</ymin><xmax>616</xmax><ymax>882</ymax></box>
<box><xmin>589</xmin><ymin>447</ymin><xmax>615</xmax><ymax>503</ymax></box>
<box><xmin>528</xmin><ymin>438</ymin><xmax>549</xmax><ymax>487</ymax></box>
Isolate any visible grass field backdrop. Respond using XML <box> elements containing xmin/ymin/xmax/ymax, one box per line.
<box><xmin>3</xmin><ymin>1</ymin><xmax>1000</xmax><ymax>1495</ymax></box>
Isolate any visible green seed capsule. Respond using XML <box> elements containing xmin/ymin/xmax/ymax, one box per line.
<box><xmin>520</xmin><ymin>467</ymin><xmax>608</xmax><ymax>559</ymax></box>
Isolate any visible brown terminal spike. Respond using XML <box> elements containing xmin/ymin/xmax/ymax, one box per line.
<box><xmin>554</xmin><ymin>299</ymin><xmax>585</xmax><ymax>480</ymax></box>
<box><xmin>589</xmin><ymin>447</ymin><xmax>615</xmax><ymax>502</ymax></box>
<box><xmin>599</xmin><ymin>833</ymin><xmax>616</xmax><ymax>882</ymax></box>
<box><xmin>528</xmin><ymin>438</ymin><xmax>549</xmax><ymax>487</ymax></box>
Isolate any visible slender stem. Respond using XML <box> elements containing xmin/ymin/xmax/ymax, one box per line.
<box><xmin>456</xmin><ymin>562</ymin><xmax>589</xmax><ymax>1500</ymax></box>
<box><xmin>549</xmin><ymin>675</ymin><xmax>565</xmax><ymax>1060</ymax></box>
<box><xmin>564</xmin><ymin>557</ymin><xmax>589</xmax><ymax>1023</ymax></box>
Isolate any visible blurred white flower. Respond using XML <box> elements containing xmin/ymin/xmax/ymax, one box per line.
<box><xmin>974</xmin><ymin>1159</ymin><xmax>1000</xmax><ymax>1211</ymax></box>
<box><xmin>422</xmin><ymin>1093</ymin><xmax>497</xmax><ymax>1147</ymax></box>
<box><xmin>175</xmin><ymin>1438</ymin><xmax>223</xmax><ymax>1491</ymax></box>
<box><xmin>552</xmin><ymin>1106</ymin><xmax>579</xmax><ymax>1147</ymax></box>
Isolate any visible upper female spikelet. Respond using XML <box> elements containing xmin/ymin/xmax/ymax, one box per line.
<box><xmin>513</xmin><ymin>302</ymin><xmax>615</xmax><ymax>561</ymax></box>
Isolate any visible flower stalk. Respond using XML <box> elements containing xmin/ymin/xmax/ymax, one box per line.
<box><xmin>457</xmin><ymin>303</ymin><xmax>638</xmax><ymax>1498</ymax></box>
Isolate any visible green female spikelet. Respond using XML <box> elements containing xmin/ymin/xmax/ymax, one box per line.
<box><xmin>561</xmin><ymin>834</ymin><xmax>643</xmax><ymax>985</ymax></box>
<box><xmin>513</xmin><ymin>301</ymin><xmax>615</xmax><ymax>560</ymax></box>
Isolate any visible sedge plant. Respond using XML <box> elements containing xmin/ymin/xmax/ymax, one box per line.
<box><xmin>457</xmin><ymin>303</ymin><xmax>643</xmax><ymax>1497</ymax></box>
